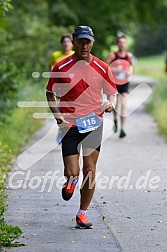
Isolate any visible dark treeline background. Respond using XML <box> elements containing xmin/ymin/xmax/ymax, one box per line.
<box><xmin>0</xmin><ymin>0</ymin><xmax>167</xmax><ymax>122</ymax></box>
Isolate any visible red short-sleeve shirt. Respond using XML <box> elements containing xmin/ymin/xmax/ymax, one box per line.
<box><xmin>46</xmin><ymin>54</ymin><xmax>118</xmax><ymax>126</ymax></box>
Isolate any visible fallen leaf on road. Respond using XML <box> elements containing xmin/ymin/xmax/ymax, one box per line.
<box><xmin>144</xmin><ymin>190</ymin><xmax>151</xmax><ymax>193</ymax></box>
<box><xmin>102</xmin><ymin>212</ymin><xmax>107</xmax><ymax>220</ymax></box>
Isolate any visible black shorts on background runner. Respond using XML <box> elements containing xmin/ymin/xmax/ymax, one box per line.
<box><xmin>61</xmin><ymin>125</ymin><xmax>103</xmax><ymax>157</ymax></box>
<box><xmin>116</xmin><ymin>82</ymin><xmax>129</xmax><ymax>94</ymax></box>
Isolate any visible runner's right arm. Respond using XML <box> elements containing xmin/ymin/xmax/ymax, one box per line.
<box><xmin>105</xmin><ymin>52</ymin><xmax>115</xmax><ymax>65</ymax></box>
<box><xmin>46</xmin><ymin>92</ymin><xmax>69</xmax><ymax>127</ymax></box>
<box><xmin>46</xmin><ymin>65</ymin><xmax>69</xmax><ymax>127</ymax></box>
<box><xmin>105</xmin><ymin>52</ymin><xmax>122</xmax><ymax>72</ymax></box>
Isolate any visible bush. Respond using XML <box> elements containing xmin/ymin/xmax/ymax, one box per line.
<box><xmin>0</xmin><ymin>203</ymin><xmax>24</xmax><ymax>248</ymax></box>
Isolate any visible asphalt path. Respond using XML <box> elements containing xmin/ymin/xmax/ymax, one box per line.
<box><xmin>6</xmin><ymin>76</ymin><xmax>167</xmax><ymax>252</ymax></box>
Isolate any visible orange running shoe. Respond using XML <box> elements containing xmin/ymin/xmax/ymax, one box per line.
<box><xmin>62</xmin><ymin>180</ymin><xmax>76</xmax><ymax>201</ymax></box>
<box><xmin>76</xmin><ymin>213</ymin><xmax>93</xmax><ymax>229</ymax></box>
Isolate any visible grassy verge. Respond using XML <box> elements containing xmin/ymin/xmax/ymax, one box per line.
<box><xmin>147</xmin><ymin>80</ymin><xmax>167</xmax><ymax>139</ymax></box>
<box><xmin>0</xmin><ymin>78</ymin><xmax>47</xmax><ymax>249</ymax></box>
<box><xmin>134</xmin><ymin>54</ymin><xmax>166</xmax><ymax>80</ymax></box>
<box><xmin>135</xmin><ymin>54</ymin><xmax>167</xmax><ymax>140</ymax></box>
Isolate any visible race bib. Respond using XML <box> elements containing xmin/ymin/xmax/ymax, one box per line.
<box><xmin>75</xmin><ymin>112</ymin><xmax>102</xmax><ymax>133</ymax></box>
<box><xmin>117</xmin><ymin>71</ymin><xmax>128</xmax><ymax>80</ymax></box>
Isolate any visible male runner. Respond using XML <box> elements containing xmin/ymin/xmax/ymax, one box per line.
<box><xmin>106</xmin><ymin>35</ymin><xmax>133</xmax><ymax>138</ymax></box>
<box><xmin>46</xmin><ymin>26</ymin><xmax>117</xmax><ymax>229</ymax></box>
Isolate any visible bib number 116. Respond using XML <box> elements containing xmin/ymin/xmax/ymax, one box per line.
<box><xmin>83</xmin><ymin>117</ymin><xmax>96</xmax><ymax>127</ymax></box>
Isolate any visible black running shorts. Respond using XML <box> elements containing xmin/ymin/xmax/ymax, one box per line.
<box><xmin>116</xmin><ymin>82</ymin><xmax>129</xmax><ymax>94</ymax></box>
<box><xmin>61</xmin><ymin>125</ymin><xmax>103</xmax><ymax>157</ymax></box>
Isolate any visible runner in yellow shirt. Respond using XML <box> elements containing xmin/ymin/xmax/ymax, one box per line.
<box><xmin>49</xmin><ymin>34</ymin><xmax>74</xmax><ymax>71</ymax></box>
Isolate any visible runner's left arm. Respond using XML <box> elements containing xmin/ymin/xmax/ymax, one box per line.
<box><xmin>102</xmin><ymin>94</ymin><xmax>117</xmax><ymax>113</ymax></box>
<box><xmin>102</xmin><ymin>65</ymin><xmax>118</xmax><ymax>113</ymax></box>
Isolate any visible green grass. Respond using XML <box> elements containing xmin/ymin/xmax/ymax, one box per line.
<box><xmin>0</xmin><ymin>78</ymin><xmax>47</xmax><ymax>249</ymax></box>
<box><xmin>135</xmin><ymin>55</ymin><xmax>167</xmax><ymax>139</ymax></box>
<box><xmin>0</xmin><ymin>83</ymin><xmax>45</xmax><ymax>151</ymax></box>
<box><xmin>0</xmin><ymin>202</ymin><xmax>24</xmax><ymax>248</ymax></box>
<box><xmin>147</xmin><ymin>80</ymin><xmax>167</xmax><ymax>139</ymax></box>
<box><xmin>134</xmin><ymin>54</ymin><xmax>166</xmax><ymax>80</ymax></box>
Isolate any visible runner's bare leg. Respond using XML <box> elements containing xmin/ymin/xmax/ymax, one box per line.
<box><xmin>80</xmin><ymin>149</ymin><xmax>100</xmax><ymax>210</ymax></box>
<box><xmin>120</xmin><ymin>92</ymin><xmax>128</xmax><ymax>130</ymax></box>
<box><xmin>113</xmin><ymin>94</ymin><xmax>119</xmax><ymax>122</ymax></box>
<box><xmin>63</xmin><ymin>154</ymin><xmax>80</xmax><ymax>179</ymax></box>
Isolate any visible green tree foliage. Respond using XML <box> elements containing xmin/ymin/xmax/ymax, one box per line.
<box><xmin>0</xmin><ymin>0</ymin><xmax>12</xmax><ymax>15</ymax></box>
<box><xmin>6</xmin><ymin>0</ymin><xmax>71</xmax><ymax>76</ymax></box>
<box><xmin>133</xmin><ymin>16</ymin><xmax>167</xmax><ymax>56</ymax></box>
<box><xmin>0</xmin><ymin>0</ymin><xmax>72</xmax><ymax>122</ymax></box>
<box><xmin>133</xmin><ymin>23</ymin><xmax>167</xmax><ymax>56</ymax></box>
<box><xmin>0</xmin><ymin>0</ymin><xmax>18</xmax><ymax>122</ymax></box>
<box><xmin>1</xmin><ymin>0</ymin><xmax>167</xmax><ymax>123</ymax></box>
<box><xmin>47</xmin><ymin>0</ymin><xmax>78</xmax><ymax>26</ymax></box>
<box><xmin>48</xmin><ymin>0</ymin><xmax>167</xmax><ymax>57</ymax></box>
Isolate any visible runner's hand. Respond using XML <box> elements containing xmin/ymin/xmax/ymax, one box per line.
<box><xmin>102</xmin><ymin>101</ymin><xmax>114</xmax><ymax>113</ymax></box>
<box><xmin>54</xmin><ymin>113</ymin><xmax>69</xmax><ymax>128</ymax></box>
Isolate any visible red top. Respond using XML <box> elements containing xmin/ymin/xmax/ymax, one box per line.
<box><xmin>46</xmin><ymin>54</ymin><xmax>117</xmax><ymax>127</ymax></box>
<box><xmin>109</xmin><ymin>52</ymin><xmax>132</xmax><ymax>85</ymax></box>
<box><xmin>114</xmin><ymin>51</ymin><xmax>132</xmax><ymax>63</ymax></box>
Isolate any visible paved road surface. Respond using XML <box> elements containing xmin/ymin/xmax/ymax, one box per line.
<box><xmin>5</xmin><ymin>77</ymin><xmax>167</xmax><ymax>252</ymax></box>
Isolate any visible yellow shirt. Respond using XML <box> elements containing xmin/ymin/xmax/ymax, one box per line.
<box><xmin>49</xmin><ymin>50</ymin><xmax>74</xmax><ymax>67</ymax></box>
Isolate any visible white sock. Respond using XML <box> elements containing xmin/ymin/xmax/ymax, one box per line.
<box><xmin>77</xmin><ymin>209</ymin><xmax>87</xmax><ymax>216</ymax></box>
